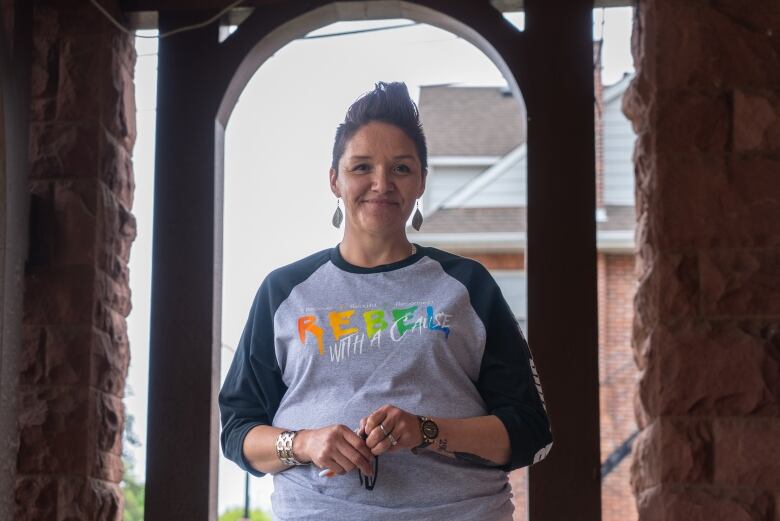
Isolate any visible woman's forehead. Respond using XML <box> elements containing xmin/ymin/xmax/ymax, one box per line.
<box><xmin>343</xmin><ymin>123</ymin><xmax>417</xmax><ymax>158</ymax></box>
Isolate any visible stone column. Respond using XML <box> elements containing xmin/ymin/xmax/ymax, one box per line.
<box><xmin>624</xmin><ymin>1</ymin><xmax>780</xmax><ymax>519</ymax></box>
<box><xmin>16</xmin><ymin>1</ymin><xmax>136</xmax><ymax>518</ymax></box>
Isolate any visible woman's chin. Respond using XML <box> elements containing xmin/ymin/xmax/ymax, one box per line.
<box><xmin>352</xmin><ymin>217</ymin><xmax>407</xmax><ymax>236</ymax></box>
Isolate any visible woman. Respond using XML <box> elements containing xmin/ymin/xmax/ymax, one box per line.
<box><xmin>219</xmin><ymin>81</ymin><xmax>553</xmax><ymax>521</ymax></box>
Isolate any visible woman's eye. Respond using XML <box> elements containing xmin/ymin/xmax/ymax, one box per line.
<box><xmin>395</xmin><ymin>164</ymin><xmax>411</xmax><ymax>173</ymax></box>
<box><xmin>353</xmin><ymin>164</ymin><xmax>369</xmax><ymax>172</ymax></box>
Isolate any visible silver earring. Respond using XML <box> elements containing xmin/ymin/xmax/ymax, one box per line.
<box><xmin>332</xmin><ymin>198</ymin><xmax>343</xmax><ymax>228</ymax></box>
<box><xmin>412</xmin><ymin>200</ymin><xmax>423</xmax><ymax>231</ymax></box>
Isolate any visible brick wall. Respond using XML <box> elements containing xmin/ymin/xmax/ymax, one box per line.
<box><xmin>480</xmin><ymin>251</ymin><xmax>639</xmax><ymax>521</ymax></box>
<box><xmin>599</xmin><ymin>253</ymin><xmax>638</xmax><ymax>521</ymax></box>
<box><xmin>15</xmin><ymin>1</ymin><xmax>137</xmax><ymax>519</ymax></box>
<box><xmin>468</xmin><ymin>252</ymin><xmax>524</xmax><ymax>270</ymax></box>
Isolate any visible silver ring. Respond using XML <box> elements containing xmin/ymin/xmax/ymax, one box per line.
<box><xmin>379</xmin><ymin>423</ymin><xmax>389</xmax><ymax>438</ymax></box>
<box><xmin>387</xmin><ymin>433</ymin><xmax>398</xmax><ymax>446</ymax></box>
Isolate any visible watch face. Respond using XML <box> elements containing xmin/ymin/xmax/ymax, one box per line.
<box><xmin>422</xmin><ymin>420</ymin><xmax>438</xmax><ymax>439</ymax></box>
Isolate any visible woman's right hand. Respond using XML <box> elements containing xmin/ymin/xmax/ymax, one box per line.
<box><xmin>295</xmin><ymin>425</ymin><xmax>375</xmax><ymax>476</ymax></box>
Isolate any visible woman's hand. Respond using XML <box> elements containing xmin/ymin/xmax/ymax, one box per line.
<box><xmin>295</xmin><ymin>425</ymin><xmax>375</xmax><ymax>476</ymax></box>
<box><xmin>361</xmin><ymin>404</ymin><xmax>423</xmax><ymax>456</ymax></box>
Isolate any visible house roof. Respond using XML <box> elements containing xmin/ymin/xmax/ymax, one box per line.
<box><xmin>603</xmin><ymin>72</ymin><xmax>634</xmax><ymax>105</ymax></box>
<box><xmin>410</xmin><ymin>205</ymin><xmax>636</xmax><ymax>235</ymax></box>
<box><xmin>418</xmin><ymin>84</ymin><xmax>526</xmax><ymax>157</ymax></box>
<box><xmin>412</xmin><ymin>75</ymin><xmax>637</xmax><ymax>249</ymax></box>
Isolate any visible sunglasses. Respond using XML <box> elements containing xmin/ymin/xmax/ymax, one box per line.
<box><xmin>356</xmin><ymin>427</ymin><xmax>378</xmax><ymax>491</ymax></box>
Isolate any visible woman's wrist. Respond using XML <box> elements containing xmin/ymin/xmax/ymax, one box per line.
<box><xmin>291</xmin><ymin>429</ymin><xmax>312</xmax><ymax>463</ymax></box>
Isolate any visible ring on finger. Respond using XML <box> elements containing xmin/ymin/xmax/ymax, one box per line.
<box><xmin>378</xmin><ymin>423</ymin><xmax>389</xmax><ymax>438</ymax></box>
<box><xmin>387</xmin><ymin>432</ymin><xmax>398</xmax><ymax>446</ymax></box>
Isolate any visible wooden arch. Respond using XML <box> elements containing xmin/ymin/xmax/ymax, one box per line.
<box><xmin>146</xmin><ymin>1</ymin><xmax>599</xmax><ymax>520</ymax></box>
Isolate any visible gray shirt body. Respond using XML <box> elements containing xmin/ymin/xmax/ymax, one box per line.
<box><xmin>219</xmin><ymin>245</ymin><xmax>553</xmax><ymax>521</ymax></box>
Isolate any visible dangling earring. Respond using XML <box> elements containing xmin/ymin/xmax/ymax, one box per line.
<box><xmin>412</xmin><ymin>200</ymin><xmax>423</xmax><ymax>231</ymax></box>
<box><xmin>332</xmin><ymin>198</ymin><xmax>343</xmax><ymax>228</ymax></box>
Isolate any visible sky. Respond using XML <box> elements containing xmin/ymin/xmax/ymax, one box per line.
<box><xmin>126</xmin><ymin>7</ymin><xmax>634</xmax><ymax>515</ymax></box>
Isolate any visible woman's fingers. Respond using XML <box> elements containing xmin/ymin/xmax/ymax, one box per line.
<box><xmin>363</xmin><ymin>406</ymin><xmax>389</xmax><ymax>436</ymax></box>
<box><xmin>304</xmin><ymin>424</ymin><xmax>375</xmax><ymax>476</ymax></box>
<box><xmin>363</xmin><ymin>405</ymin><xmax>417</xmax><ymax>454</ymax></box>
<box><xmin>327</xmin><ymin>448</ymin><xmax>357</xmax><ymax>476</ymax></box>
<box><xmin>346</xmin><ymin>427</ymin><xmax>374</xmax><ymax>463</ymax></box>
<box><xmin>340</xmin><ymin>437</ymin><xmax>375</xmax><ymax>476</ymax></box>
<box><xmin>370</xmin><ymin>430</ymin><xmax>397</xmax><ymax>455</ymax></box>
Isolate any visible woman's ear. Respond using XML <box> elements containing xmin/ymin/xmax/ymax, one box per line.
<box><xmin>329</xmin><ymin>167</ymin><xmax>340</xmax><ymax>197</ymax></box>
<box><xmin>417</xmin><ymin>167</ymin><xmax>428</xmax><ymax>198</ymax></box>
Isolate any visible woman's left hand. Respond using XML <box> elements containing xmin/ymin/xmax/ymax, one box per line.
<box><xmin>360</xmin><ymin>404</ymin><xmax>423</xmax><ymax>456</ymax></box>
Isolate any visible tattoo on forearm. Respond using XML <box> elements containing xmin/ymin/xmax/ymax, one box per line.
<box><xmin>453</xmin><ymin>452</ymin><xmax>502</xmax><ymax>467</ymax></box>
<box><xmin>431</xmin><ymin>438</ymin><xmax>501</xmax><ymax>467</ymax></box>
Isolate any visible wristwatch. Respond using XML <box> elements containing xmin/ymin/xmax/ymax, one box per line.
<box><xmin>413</xmin><ymin>415</ymin><xmax>439</xmax><ymax>451</ymax></box>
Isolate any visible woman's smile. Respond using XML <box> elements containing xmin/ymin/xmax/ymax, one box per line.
<box><xmin>361</xmin><ymin>198</ymin><xmax>399</xmax><ymax>206</ymax></box>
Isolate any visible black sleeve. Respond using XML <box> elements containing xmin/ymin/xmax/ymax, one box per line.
<box><xmin>475</xmin><ymin>271</ymin><xmax>554</xmax><ymax>472</ymax></box>
<box><xmin>218</xmin><ymin>277</ymin><xmax>288</xmax><ymax>477</ymax></box>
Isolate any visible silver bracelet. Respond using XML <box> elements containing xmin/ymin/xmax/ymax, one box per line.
<box><xmin>276</xmin><ymin>430</ymin><xmax>308</xmax><ymax>466</ymax></box>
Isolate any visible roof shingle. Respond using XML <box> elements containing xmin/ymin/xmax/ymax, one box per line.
<box><xmin>418</xmin><ymin>85</ymin><xmax>526</xmax><ymax>157</ymax></box>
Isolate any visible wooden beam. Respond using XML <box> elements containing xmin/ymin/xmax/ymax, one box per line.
<box><xmin>523</xmin><ymin>0</ymin><xmax>602</xmax><ymax>520</ymax></box>
<box><xmin>145</xmin><ymin>10</ymin><xmax>223</xmax><ymax>521</ymax></box>
<box><xmin>120</xmin><ymin>0</ymin><xmax>632</xmax><ymax>28</ymax></box>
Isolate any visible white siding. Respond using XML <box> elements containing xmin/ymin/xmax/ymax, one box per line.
<box><xmin>492</xmin><ymin>270</ymin><xmax>527</xmax><ymax>321</ymax></box>
<box><xmin>462</xmin><ymin>153</ymin><xmax>527</xmax><ymax>207</ymax></box>
<box><xmin>603</xmin><ymin>95</ymin><xmax>636</xmax><ymax>205</ymax></box>
<box><xmin>424</xmin><ymin>165</ymin><xmax>484</xmax><ymax>210</ymax></box>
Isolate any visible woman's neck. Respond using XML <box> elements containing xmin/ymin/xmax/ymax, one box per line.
<box><xmin>338</xmin><ymin>234</ymin><xmax>415</xmax><ymax>268</ymax></box>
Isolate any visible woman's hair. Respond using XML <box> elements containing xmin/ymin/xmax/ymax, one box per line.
<box><xmin>331</xmin><ymin>81</ymin><xmax>428</xmax><ymax>173</ymax></box>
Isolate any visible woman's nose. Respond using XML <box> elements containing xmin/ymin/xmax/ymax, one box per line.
<box><xmin>371</xmin><ymin>167</ymin><xmax>394</xmax><ymax>192</ymax></box>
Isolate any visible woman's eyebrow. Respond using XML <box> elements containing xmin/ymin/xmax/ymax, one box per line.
<box><xmin>348</xmin><ymin>155</ymin><xmax>415</xmax><ymax>160</ymax></box>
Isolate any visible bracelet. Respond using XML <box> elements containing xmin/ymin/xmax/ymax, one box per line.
<box><xmin>275</xmin><ymin>430</ymin><xmax>308</xmax><ymax>466</ymax></box>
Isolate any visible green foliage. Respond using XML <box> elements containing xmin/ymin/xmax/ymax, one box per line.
<box><xmin>219</xmin><ymin>507</ymin><xmax>272</xmax><ymax>521</ymax></box>
<box><xmin>122</xmin><ymin>409</ymin><xmax>145</xmax><ymax>521</ymax></box>
<box><xmin>121</xmin><ymin>456</ymin><xmax>145</xmax><ymax>521</ymax></box>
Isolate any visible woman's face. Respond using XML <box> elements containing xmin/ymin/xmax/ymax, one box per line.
<box><xmin>330</xmin><ymin>121</ymin><xmax>426</xmax><ymax>238</ymax></box>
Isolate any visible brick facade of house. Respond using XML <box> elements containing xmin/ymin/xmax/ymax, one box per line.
<box><xmin>478</xmin><ymin>251</ymin><xmax>639</xmax><ymax>521</ymax></box>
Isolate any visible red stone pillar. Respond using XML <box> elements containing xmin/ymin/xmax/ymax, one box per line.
<box><xmin>17</xmin><ymin>1</ymin><xmax>136</xmax><ymax>518</ymax></box>
<box><xmin>624</xmin><ymin>1</ymin><xmax>780</xmax><ymax>519</ymax></box>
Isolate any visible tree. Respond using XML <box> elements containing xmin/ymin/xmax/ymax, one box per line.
<box><xmin>218</xmin><ymin>507</ymin><xmax>272</xmax><ymax>521</ymax></box>
<box><xmin>121</xmin><ymin>457</ymin><xmax>145</xmax><ymax>521</ymax></box>
<box><xmin>122</xmin><ymin>393</ymin><xmax>145</xmax><ymax>521</ymax></box>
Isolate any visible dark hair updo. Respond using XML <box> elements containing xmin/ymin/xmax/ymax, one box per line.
<box><xmin>330</xmin><ymin>81</ymin><xmax>428</xmax><ymax>174</ymax></box>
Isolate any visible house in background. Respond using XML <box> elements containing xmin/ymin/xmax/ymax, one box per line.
<box><xmin>409</xmin><ymin>67</ymin><xmax>639</xmax><ymax>521</ymax></box>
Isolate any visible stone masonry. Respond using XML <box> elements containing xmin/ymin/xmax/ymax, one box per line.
<box><xmin>623</xmin><ymin>1</ymin><xmax>780</xmax><ymax>520</ymax></box>
<box><xmin>15</xmin><ymin>0</ymin><xmax>137</xmax><ymax>519</ymax></box>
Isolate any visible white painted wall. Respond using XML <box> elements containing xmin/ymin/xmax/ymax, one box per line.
<box><xmin>603</xmin><ymin>92</ymin><xmax>635</xmax><ymax>205</ymax></box>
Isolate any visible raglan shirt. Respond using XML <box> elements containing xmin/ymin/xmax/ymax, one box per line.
<box><xmin>219</xmin><ymin>244</ymin><xmax>553</xmax><ymax>521</ymax></box>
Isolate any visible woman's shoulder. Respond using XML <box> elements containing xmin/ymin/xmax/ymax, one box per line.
<box><xmin>418</xmin><ymin>245</ymin><xmax>493</xmax><ymax>279</ymax></box>
<box><xmin>256</xmin><ymin>247</ymin><xmax>334</xmax><ymax>302</ymax></box>
<box><xmin>267</xmin><ymin>247</ymin><xmax>333</xmax><ymax>280</ymax></box>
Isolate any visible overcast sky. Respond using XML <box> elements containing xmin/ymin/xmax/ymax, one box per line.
<box><xmin>127</xmin><ymin>8</ymin><xmax>634</xmax><ymax>514</ymax></box>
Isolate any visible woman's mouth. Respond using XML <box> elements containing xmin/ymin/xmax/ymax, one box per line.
<box><xmin>362</xmin><ymin>199</ymin><xmax>399</xmax><ymax>206</ymax></box>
